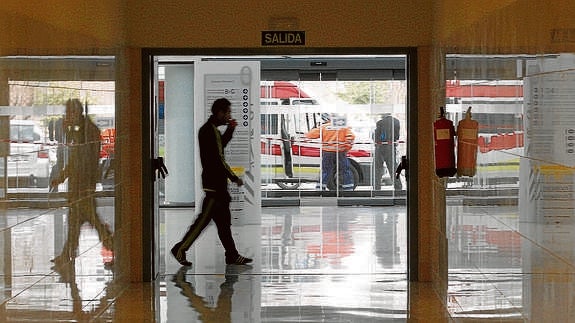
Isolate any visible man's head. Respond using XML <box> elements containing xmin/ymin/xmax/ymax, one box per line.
<box><xmin>211</xmin><ymin>98</ymin><xmax>232</xmax><ymax>126</ymax></box>
<box><xmin>64</xmin><ymin>99</ymin><xmax>83</xmax><ymax>128</ymax></box>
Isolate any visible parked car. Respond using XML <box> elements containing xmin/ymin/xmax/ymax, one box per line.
<box><xmin>6</xmin><ymin>120</ymin><xmax>53</xmax><ymax>188</ymax></box>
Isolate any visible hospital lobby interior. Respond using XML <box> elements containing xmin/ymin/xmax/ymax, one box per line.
<box><xmin>2</xmin><ymin>1</ymin><xmax>575</xmax><ymax>322</ymax></box>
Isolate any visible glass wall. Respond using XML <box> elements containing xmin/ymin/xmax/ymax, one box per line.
<box><xmin>0</xmin><ymin>56</ymin><xmax>117</xmax><ymax>319</ymax></box>
<box><xmin>445</xmin><ymin>53</ymin><xmax>575</xmax><ymax>319</ymax></box>
<box><xmin>445</xmin><ymin>54</ymin><xmax>524</xmax><ymax>319</ymax></box>
<box><xmin>258</xmin><ymin>55</ymin><xmax>408</xmax><ymax>203</ymax></box>
<box><xmin>260</xmin><ymin>79</ymin><xmax>407</xmax><ymax>198</ymax></box>
<box><xmin>445</xmin><ymin>55</ymin><xmax>524</xmax><ymax>193</ymax></box>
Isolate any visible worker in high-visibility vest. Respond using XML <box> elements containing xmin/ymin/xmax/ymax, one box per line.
<box><xmin>306</xmin><ymin>113</ymin><xmax>355</xmax><ymax>190</ymax></box>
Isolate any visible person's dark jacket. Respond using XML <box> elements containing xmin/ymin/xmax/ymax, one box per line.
<box><xmin>198</xmin><ymin>115</ymin><xmax>239</xmax><ymax>193</ymax></box>
<box><xmin>51</xmin><ymin>116</ymin><xmax>101</xmax><ymax>192</ymax></box>
<box><xmin>375</xmin><ymin>115</ymin><xmax>400</xmax><ymax>147</ymax></box>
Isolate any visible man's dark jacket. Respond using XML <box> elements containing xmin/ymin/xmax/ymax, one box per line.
<box><xmin>198</xmin><ymin>115</ymin><xmax>239</xmax><ymax>193</ymax></box>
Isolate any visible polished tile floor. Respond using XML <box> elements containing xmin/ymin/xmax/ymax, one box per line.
<box><xmin>160</xmin><ymin>205</ymin><xmax>414</xmax><ymax>323</ymax></box>
<box><xmin>2</xmin><ymin>198</ymin><xmax>575</xmax><ymax>322</ymax></box>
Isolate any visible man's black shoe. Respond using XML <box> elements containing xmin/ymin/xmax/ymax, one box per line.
<box><xmin>226</xmin><ymin>255</ymin><xmax>253</xmax><ymax>265</ymax></box>
<box><xmin>171</xmin><ymin>244</ymin><xmax>192</xmax><ymax>266</ymax></box>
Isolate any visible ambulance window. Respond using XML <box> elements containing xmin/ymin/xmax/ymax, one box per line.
<box><xmin>291</xmin><ymin>113</ymin><xmax>305</xmax><ymax>134</ymax></box>
<box><xmin>303</xmin><ymin>112</ymin><xmax>320</xmax><ymax>131</ymax></box>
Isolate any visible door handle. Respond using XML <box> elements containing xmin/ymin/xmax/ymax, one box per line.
<box><xmin>395</xmin><ymin>155</ymin><xmax>407</xmax><ymax>179</ymax></box>
<box><xmin>152</xmin><ymin>157</ymin><xmax>169</xmax><ymax>180</ymax></box>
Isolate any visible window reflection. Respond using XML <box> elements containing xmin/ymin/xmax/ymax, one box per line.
<box><xmin>0</xmin><ymin>56</ymin><xmax>117</xmax><ymax>319</ymax></box>
<box><xmin>445</xmin><ymin>54</ymin><xmax>575</xmax><ymax>319</ymax></box>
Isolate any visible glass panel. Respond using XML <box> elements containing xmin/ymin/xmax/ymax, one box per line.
<box><xmin>260</xmin><ymin>74</ymin><xmax>407</xmax><ymax>200</ymax></box>
<box><xmin>446</xmin><ymin>53</ymin><xmax>575</xmax><ymax>319</ymax></box>
<box><xmin>0</xmin><ymin>56</ymin><xmax>116</xmax><ymax>313</ymax></box>
<box><xmin>445</xmin><ymin>80</ymin><xmax>523</xmax><ymax>191</ymax></box>
<box><xmin>260</xmin><ymin>80</ymin><xmax>319</xmax><ymax>195</ymax></box>
<box><xmin>445</xmin><ymin>55</ymin><xmax>524</xmax><ymax>319</ymax></box>
<box><xmin>157</xmin><ymin>66</ymin><xmax>166</xmax><ymax>204</ymax></box>
<box><xmin>157</xmin><ymin>55</ymin><xmax>408</xmax><ymax>204</ymax></box>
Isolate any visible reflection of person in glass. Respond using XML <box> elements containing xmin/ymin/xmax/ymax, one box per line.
<box><xmin>50</xmin><ymin>99</ymin><xmax>113</xmax><ymax>267</ymax></box>
<box><xmin>374</xmin><ymin>113</ymin><xmax>402</xmax><ymax>191</ymax></box>
<box><xmin>172</xmin><ymin>266</ymin><xmax>249</xmax><ymax>323</ymax></box>
<box><xmin>305</xmin><ymin>113</ymin><xmax>355</xmax><ymax>190</ymax></box>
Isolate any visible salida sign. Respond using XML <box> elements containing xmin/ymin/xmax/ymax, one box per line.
<box><xmin>261</xmin><ymin>31</ymin><xmax>305</xmax><ymax>46</ymax></box>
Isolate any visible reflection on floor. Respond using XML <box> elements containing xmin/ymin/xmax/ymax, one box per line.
<box><xmin>160</xmin><ymin>206</ymin><xmax>411</xmax><ymax>322</ymax></box>
<box><xmin>2</xmin><ymin>202</ymin><xmax>575</xmax><ymax>321</ymax></box>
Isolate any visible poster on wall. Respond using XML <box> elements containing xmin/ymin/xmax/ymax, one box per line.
<box><xmin>520</xmin><ymin>55</ymin><xmax>575</xmax><ymax>222</ymax></box>
<box><xmin>194</xmin><ymin>61</ymin><xmax>261</xmax><ymax>225</ymax></box>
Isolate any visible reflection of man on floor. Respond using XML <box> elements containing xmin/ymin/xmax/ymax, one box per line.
<box><xmin>50</xmin><ymin>253</ymin><xmax>119</xmax><ymax>321</ymax></box>
<box><xmin>374</xmin><ymin>113</ymin><xmax>402</xmax><ymax>191</ymax></box>
<box><xmin>172</xmin><ymin>265</ymin><xmax>250</xmax><ymax>323</ymax></box>
<box><xmin>51</xmin><ymin>99</ymin><xmax>113</xmax><ymax>267</ymax></box>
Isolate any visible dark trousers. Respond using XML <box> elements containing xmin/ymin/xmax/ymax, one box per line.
<box><xmin>177</xmin><ymin>191</ymin><xmax>238</xmax><ymax>260</ymax></box>
<box><xmin>374</xmin><ymin>146</ymin><xmax>402</xmax><ymax>190</ymax></box>
<box><xmin>56</xmin><ymin>179</ymin><xmax>113</xmax><ymax>262</ymax></box>
<box><xmin>322</xmin><ymin>151</ymin><xmax>354</xmax><ymax>190</ymax></box>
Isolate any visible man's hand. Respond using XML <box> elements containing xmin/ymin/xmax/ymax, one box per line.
<box><xmin>228</xmin><ymin>119</ymin><xmax>238</xmax><ymax>129</ymax></box>
<box><xmin>235</xmin><ymin>178</ymin><xmax>244</xmax><ymax>186</ymax></box>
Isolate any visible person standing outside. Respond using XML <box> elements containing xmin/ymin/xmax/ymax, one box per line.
<box><xmin>374</xmin><ymin>113</ymin><xmax>402</xmax><ymax>191</ymax></box>
<box><xmin>305</xmin><ymin>113</ymin><xmax>355</xmax><ymax>191</ymax></box>
<box><xmin>171</xmin><ymin>98</ymin><xmax>253</xmax><ymax>266</ymax></box>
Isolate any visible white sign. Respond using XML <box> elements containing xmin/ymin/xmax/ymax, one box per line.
<box><xmin>195</xmin><ymin>61</ymin><xmax>261</xmax><ymax>225</ymax></box>
<box><xmin>521</xmin><ymin>56</ymin><xmax>575</xmax><ymax>222</ymax></box>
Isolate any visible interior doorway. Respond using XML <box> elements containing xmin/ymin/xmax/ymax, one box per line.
<box><xmin>142</xmin><ymin>50</ymin><xmax>419</xmax><ymax>282</ymax></box>
<box><xmin>157</xmin><ymin>55</ymin><xmax>408</xmax><ymax>205</ymax></box>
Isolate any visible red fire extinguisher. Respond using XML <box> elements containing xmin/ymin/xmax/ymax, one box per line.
<box><xmin>434</xmin><ymin>106</ymin><xmax>456</xmax><ymax>177</ymax></box>
<box><xmin>457</xmin><ymin>107</ymin><xmax>479</xmax><ymax>177</ymax></box>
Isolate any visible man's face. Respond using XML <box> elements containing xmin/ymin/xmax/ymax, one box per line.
<box><xmin>215</xmin><ymin>106</ymin><xmax>232</xmax><ymax>126</ymax></box>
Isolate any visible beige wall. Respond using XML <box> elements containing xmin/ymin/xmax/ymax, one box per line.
<box><xmin>0</xmin><ymin>1</ymin><xmax>126</xmax><ymax>51</ymax></box>
<box><xmin>436</xmin><ymin>0</ymin><xmax>575</xmax><ymax>53</ymax></box>
<box><xmin>2</xmin><ymin>0</ymin><xmax>574</xmax><ymax>287</ymax></box>
<box><xmin>125</xmin><ymin>0</ymin><xmax>433</xmax><ymax>48</ymax></box>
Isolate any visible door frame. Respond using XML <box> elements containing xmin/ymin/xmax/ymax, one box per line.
<box><xmin>141</xmin><ymin>47</ymin><xmax>419</xmax><ymax>282</ymax></box>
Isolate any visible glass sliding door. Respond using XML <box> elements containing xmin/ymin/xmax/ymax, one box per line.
<box><xmin>156</xmin><ymin>55</ymin><xmax>408</xmax><ymax>206</ymax></box>
<box><xmin>258</xmin><ymin>55</ymin><xmax>408</xmax><ymax>204</ymax></box>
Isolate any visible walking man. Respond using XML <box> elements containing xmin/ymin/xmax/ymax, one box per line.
<box><xmin>171</xmin><ymin>98</ymin><xmax>253</xmax><ymax>266</ymax></box>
